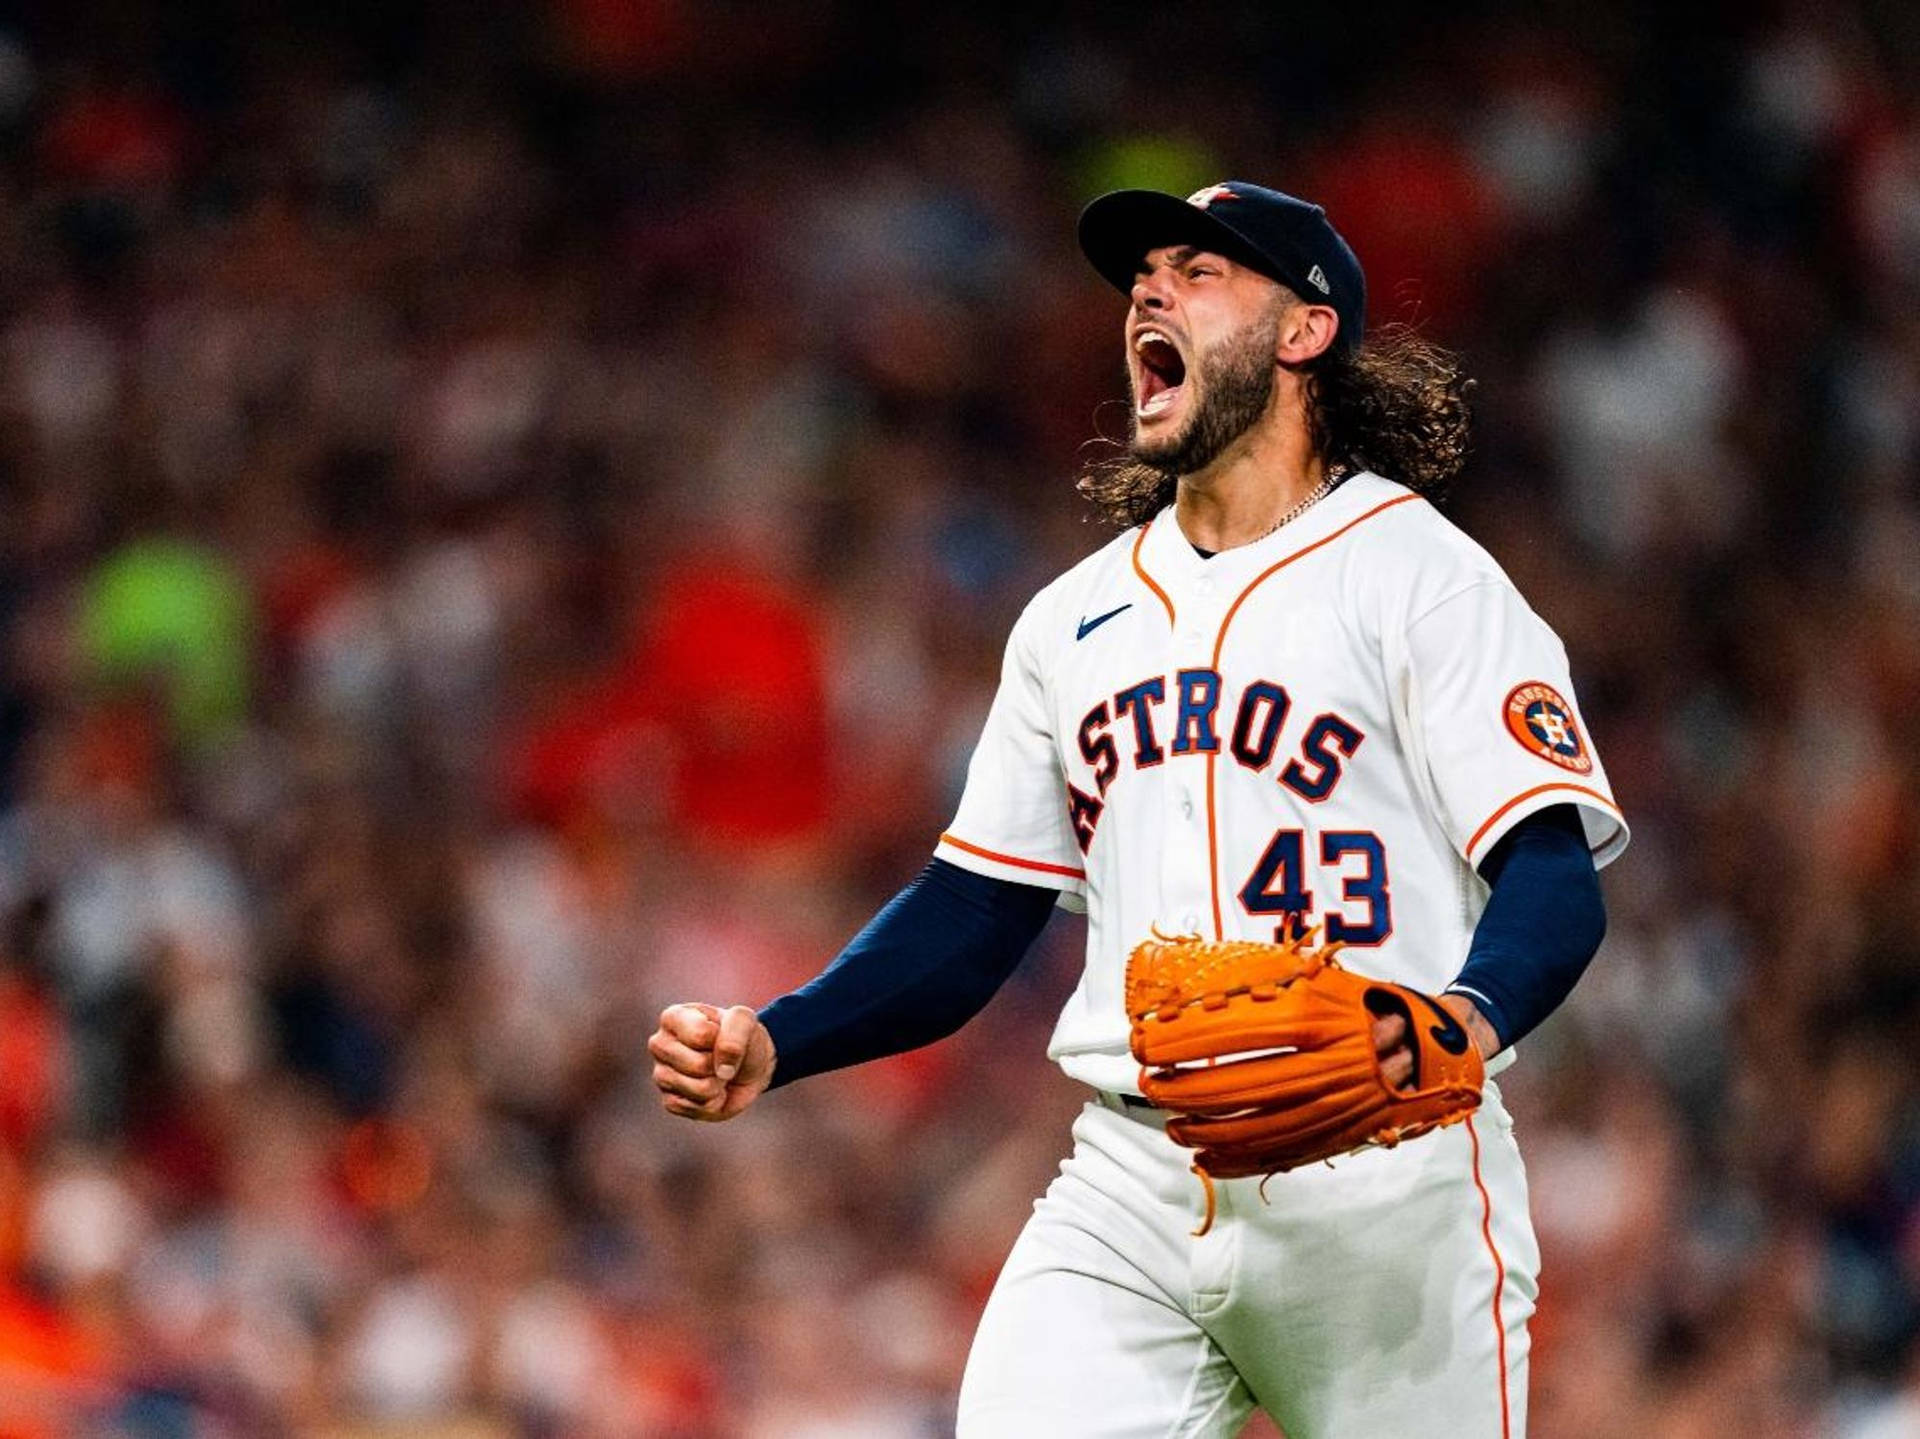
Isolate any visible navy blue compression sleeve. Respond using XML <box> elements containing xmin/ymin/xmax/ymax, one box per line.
<box><xmin>756</xmin><ymin>858</ymin><xmax>1059</xmax><ymax>1089</ymax></box>
<box><xmin>1444</xmin><ymin>804</ymin><xmax>1606</xmax><ymax>1051</ymax></box>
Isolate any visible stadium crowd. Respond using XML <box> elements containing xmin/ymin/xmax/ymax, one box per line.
<box><xmin>0</xmin><ymin>2</ymin><xmax>1918</xmax><ymax>1434</ymax></box>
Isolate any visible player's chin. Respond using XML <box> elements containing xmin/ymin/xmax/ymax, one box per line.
<box><xmin>1130</xmin><ymin>393</ymin><xmax>1194</xmax><ymax>463</ymax></box>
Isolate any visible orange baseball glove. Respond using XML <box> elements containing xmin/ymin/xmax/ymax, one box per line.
<box><xmin>1125</xmin><ymin>929</ymin><xmax>1484</xmax><ymax>1185</ymax></box>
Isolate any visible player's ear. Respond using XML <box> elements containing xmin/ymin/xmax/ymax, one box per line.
<box><xmin>1275</xmin><ymin>300</ymin><xmax>1339</xmax><ymax>366</ymax></box>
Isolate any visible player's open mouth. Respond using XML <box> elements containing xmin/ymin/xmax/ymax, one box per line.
<box><xmin>1133</xmin><ymin>328</ymin><xmax>1187</xmax><ymax>418</ymax></box>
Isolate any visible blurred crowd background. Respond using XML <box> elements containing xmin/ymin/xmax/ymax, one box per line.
<box><xmin>0</xmin><ymin>0</ymin><xmax>1917</xmax><ymax>1434</ymax></box>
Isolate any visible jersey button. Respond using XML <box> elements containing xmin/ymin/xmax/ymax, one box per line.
<box><xmin>1179</xmin><ymin>793</ymin><xmax>1194</xmax><ymax>818</ymax></box>
<box><xmin>1183</xmin><ymin>912</ymin><xmax>1202</xmax><ymax>931</ymax></box>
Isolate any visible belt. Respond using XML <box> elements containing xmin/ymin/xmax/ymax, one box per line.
<box><xmin>1097</xmin><ymin>1090</ymin><xmax>1168</xmax><ymax>1124</ymax></box>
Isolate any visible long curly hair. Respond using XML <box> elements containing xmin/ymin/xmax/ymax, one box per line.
<box><xmin>1076</xmin><ymin>323</ymin><xmax>1475</xmax><ymax>530</ymax></box>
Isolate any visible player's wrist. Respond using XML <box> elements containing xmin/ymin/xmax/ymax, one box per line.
<box><xmin>1438</xmin><ymin>991</ymin><xmax>1501</xmax><ymax>1059</ymax></box>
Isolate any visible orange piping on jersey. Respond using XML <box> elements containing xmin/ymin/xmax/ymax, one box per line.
<box><xmin>938</xmin><ymin>833</ymin><xmax>1086</xmax><ymax>881</ymax></box>
<box><xmin>1205</xmin><ymin>734</ymin><xmax>1223</xmax><ymax>938</ymax></box>
<box><xmin>1131</xmin><ymin>522</ymin><xmax>1176</xmax><ymax>628</ymax></box>
<box><xmin>1467</xmin><ymin>1116</ymin><xmax>1513</xmax><ymax>1439</ymax></box>
<box><xmin>1464</xmin><ymin>782</ymin><xmax>1623</xmax><ymax>864</ymax></box>
<box><xmin>1202</xmin><ymin>493</ymin><xmax>1423</xmax><ymax>938</ymax></box>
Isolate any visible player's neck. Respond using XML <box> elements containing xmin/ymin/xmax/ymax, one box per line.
<box><xmin>1173</xmin><ymin>414</ymin><xmax>1327</xmax><ymax>554</ymax></box>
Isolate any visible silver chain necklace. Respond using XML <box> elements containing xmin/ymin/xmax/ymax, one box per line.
<box><xmin>1255</xmin><ymin>466</ymin><xmax>1347</xmax><ymax>542</ymax></box>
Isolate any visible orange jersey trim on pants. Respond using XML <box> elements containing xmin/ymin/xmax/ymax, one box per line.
<box><xmin>1467</xmin><ymin>1115</ymin><xmax>1513</xmax><ymax>1439</ymax></box>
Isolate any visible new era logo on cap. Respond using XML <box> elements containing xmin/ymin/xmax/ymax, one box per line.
<box><xmin>1307</xmin><ymin>263</ymin><xmax>1330</xmax><ymax>294</ymax></box>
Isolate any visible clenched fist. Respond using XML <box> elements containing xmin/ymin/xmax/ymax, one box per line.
<box><xmin>648</xmin><ymin>1003</ymin><xmax>776</xmax><ymax>1121</ymax></box>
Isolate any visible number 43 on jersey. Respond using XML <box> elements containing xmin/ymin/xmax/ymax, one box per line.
<box><xmin>1240</xmin><ymin>829</ymin><xmax>1390</xmax><ymax>945</ymax></box>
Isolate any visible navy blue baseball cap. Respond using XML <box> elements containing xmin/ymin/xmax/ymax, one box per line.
<box><xmin>1078</xmin><ymin>181</ymin><xmax>1367</xmax><ymax>355</ymax></box>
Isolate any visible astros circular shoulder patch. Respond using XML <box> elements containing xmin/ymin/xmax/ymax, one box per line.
<box><xmin>1503</xmin><ymin>682</ymin><xmax>1592</xmax><ymax>774</ymax></box>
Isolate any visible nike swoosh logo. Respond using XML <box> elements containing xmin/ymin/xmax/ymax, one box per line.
<box><xmin>1412</xmin><ymin>992</ymin><xmax>1470</xmax><ymax>1056</ymax></box>
<box><xmin>1076</xmin><ymin>604</ymin><xmax>1133</xmax><ymax>641</ymax></box>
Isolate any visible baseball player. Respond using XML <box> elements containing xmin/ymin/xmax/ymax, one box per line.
<box><xmin>649</xmin><ymin>181</ymin><xmax>1626</xmax><ymax>1436</ymax></box>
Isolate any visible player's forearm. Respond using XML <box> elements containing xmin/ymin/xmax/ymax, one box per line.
<box><xmin>756</xmin><ymin>858</ymin><xmax>1058</xmax><ymax>1088</ymax></box>
<box><xmin>1445</xmin><ymin>804</ymin><xmax>1606</xmax><ymax>1052</ymax></box>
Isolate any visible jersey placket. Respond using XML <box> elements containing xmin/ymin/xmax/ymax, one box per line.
<box><xmin>1160</xmin><ymin>563</ymin><xmax>1223</xmax><ymax>939</ymax></box>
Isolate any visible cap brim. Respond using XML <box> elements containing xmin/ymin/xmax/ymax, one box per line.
<box><xmin>1077</xmin><ymin>190</ymin><xmax>1277</xmax><ymax>294</ymax></box>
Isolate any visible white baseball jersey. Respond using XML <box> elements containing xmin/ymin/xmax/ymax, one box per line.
<box><xmin>937</xmin><ymin>471</ymin><xmax>1628</xmax><ymax>1095</ymax></box>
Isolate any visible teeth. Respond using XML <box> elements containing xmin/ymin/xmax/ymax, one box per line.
<box><xmin>1133</xmin><ymin>328</ymin><xmax>1182</xmax><ymax>418</ymax></box>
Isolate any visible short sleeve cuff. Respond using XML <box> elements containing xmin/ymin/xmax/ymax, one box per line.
<box><xmin>1463</xmin><ymin>783</ymin><xmax>1628</xmax><ymax>872</ymax></box>
<box><xmin>936</xmin><ymin>832</ymin><xmax>1088</xmax><ymax>901</ymax></box>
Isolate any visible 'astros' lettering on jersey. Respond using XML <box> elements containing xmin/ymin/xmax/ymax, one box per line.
<box><xmin>935</xmin><ymin>472</ymin><xmax>1629</xmax><ymax>1096</ymax></box>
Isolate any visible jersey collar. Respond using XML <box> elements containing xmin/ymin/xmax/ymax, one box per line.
<box><xmin>1136</xmin><ymin>470</ymin><xmax>1407</xmax><ymax>594</ymax></box>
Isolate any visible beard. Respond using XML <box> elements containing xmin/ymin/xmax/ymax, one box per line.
<box><xmin>1129</xmin><ymin>313</ymin><xmax>1279</xmax><ymax>477</ymax></box>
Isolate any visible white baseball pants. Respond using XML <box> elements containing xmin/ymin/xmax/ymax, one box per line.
<box><xmin>956</xmin><ymin>1084</ymin><xmax>1537</xmax><ymax>1438</ymax></box>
